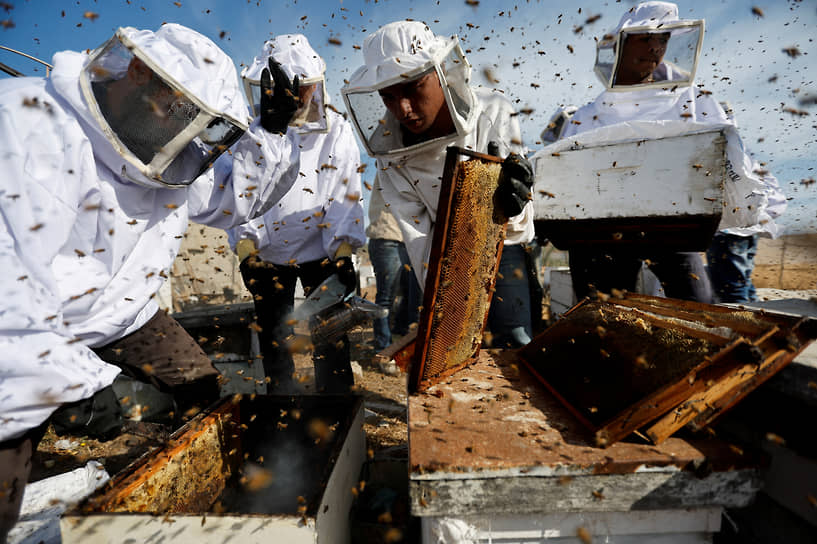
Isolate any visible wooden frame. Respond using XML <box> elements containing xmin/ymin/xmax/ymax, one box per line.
<box><xmin>409</xmin><ymin>147</ymin><xmax>507</xmax><ymax>392</ymax></box>
<box><xmin>517</xmin><ymin>294</ymin><xmax>817</xmax><ymax>447</ymax></box>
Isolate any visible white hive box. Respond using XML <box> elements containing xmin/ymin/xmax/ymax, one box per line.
<box><xmin>532</xmin><ymin>129</ymin><xmax>726</xmax><ymax>251</ymax></box>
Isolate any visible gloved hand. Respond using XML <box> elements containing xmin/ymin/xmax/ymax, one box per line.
<box><xmin>236</xmin><ymin>239</ymin><xmax>258</xmax><ymax>263</ymax></box>
<box><xmin>488</xmin><ymin>141</ymin><xmax>534</xmax><ymax>218</ymax></box>
<box><xmin>260</xmin><ymin>58</ymin><xmax>300</xmax><ymax>135</ymax></box>
<box><xmin>334</xmin><ymin>256</ymin><xmax>357</xmax><ymax>296</ymax></box>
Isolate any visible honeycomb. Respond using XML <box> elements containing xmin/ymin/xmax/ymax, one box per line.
<box><xmin>414</xmin><ymin>156</ymin><xmax>507</xmax><ymax>390</ymax></box>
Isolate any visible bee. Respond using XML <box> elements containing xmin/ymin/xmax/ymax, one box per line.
<box><xmin>82</xmin><ymin>11</ymin><xmax>99</xmax><ymax>21</ymax></box>
<box><xmin>765</xmin><ymin>432</ymin><xmax>786</xmax><ymax>446</ymax></box>
<box><xmin>591</xmin><ymin>489</ymin><xmax>604</xmax><ymax>500</ymax></box>
<box><xmin>482</xmin><ymin>67</ymin><xmax>499</xmax><ymax>84</ymax></box>
<box><xmin>782</xmin><ymin>46</ymin><xmax>801</xmax><ymax>58</ymax></box>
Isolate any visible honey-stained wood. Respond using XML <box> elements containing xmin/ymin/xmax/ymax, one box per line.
<box><xmin>517</xmin><ymin>294</ymin><xmax>817</xmax><ymax>448</ymax></box>
<box><xmin>594</xmin><ymin>337</ymin><xmax>751</xmax><ymax>447</ymax></box>
<box><xmin>84</xmin><ymin>400</ymin><xmax>242</xmax><ymax>513</ymax></box>
<box><xmin>410</xmin><ymin>147</ymin><xmax>507</xmax><ymax>393</ymax></box>
<box><xmin>408</xmin><ymin>351</ymin><xmax>763</xmax><ymax>517</ymax></box>
<box><xmin>649</xmin><ymin>316</ymin><xmax>817</xmax><ymax>443</ymax></box>
<box><xmin>517</xmin><ymin>298</ymin><xmax>727</xmax><ymax>440</ymax></box>
<box><xmin>375</xmin><ymin>330</ymin><xmax>416</xmax><ymax>372</ymax></box>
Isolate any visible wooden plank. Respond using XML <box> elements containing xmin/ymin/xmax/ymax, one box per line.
<box><xmin>687</xmin><ymin>318</ymin><xmax>817</xmax><ymax>430</ymax></box>
<box><xmin>374</xmin><ymin>330</ymin><xmax>416</xmax><ymax>372</ymax></box>
<box><xmin>410</xmin><ymin>470</ymin><xmax>760</xmax><ymax>517</ymax></box>
<box><xmin>646</xmin><ymin>317</ymin><xmax>817</xmax><ymax>443</ymax></box>
<box><xmin>594</xmin><ymin>338</ymin><xmax>749</xmax><ymax>447</ymax></box>
<box><xmin>613</xmin><ymin>295</ymin><xmax>782</xmax><ymax>337</ymax></box>
<box><xmin>615</xmin><ymin>307</ymin><xmax>735</xmax><ymax>345</ymax></box>
<box><xmin>646</xmin><ymin>344</ymin><xmax>790</xmax><ymax>444</ymax></box>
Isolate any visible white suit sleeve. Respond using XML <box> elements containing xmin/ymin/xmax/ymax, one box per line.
<box><xmin>321</xmin><ymin>121</ymin><xmax>366</xmax><ymax>258</ymax></box>
<box><xmin>226</xmin><ymin>215</ymin><xmax>268</xmax><ymax>253</ymax></box>
<box><xmin>186</xmin><ymin>121</ymin><xmax>300</xmax><ymax>230</ymax></box>
<box><xmin>720</xmin><ymin>134</ymin><xmax>786</xmax><ymax>237</ymax></box>
<box><xmin>0</xmin><ymin>103</ymin><xmax>119</xmax><ymax>441</ymax></box>
<box><xmin>718</xmin><ymin>127</ymin><xmax>775</xmax><ymax>234</ymax></box>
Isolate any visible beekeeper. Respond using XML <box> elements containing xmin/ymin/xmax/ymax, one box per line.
<box><xmin>0</xmin><ymin>24</ymin><xmax>300</xmax><ymax>538</ymax></box>
<box><xmin>228</xmin><ymin>35</ymin><xmax>365</xmax><ymax>393</ymax></box>
<box><xmin>557</xmin><ymin>1</ymin><xmax>784</xmax><ymax>302</ymax></box>
<box><xmin>342</xmin><ymin>21</ymin><xmax>537</xmax><ymax>348</ymax></box>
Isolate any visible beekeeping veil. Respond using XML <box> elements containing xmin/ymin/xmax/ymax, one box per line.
<box><xmin>79</xmin><ymin>24</ymin><xmax>249</xmax><ymax>188</ymax></box>
<box><xmin>242</xmin><ymin>34</ymin><xmax>329</xmax><ymax>134</ymax></box>
<box><xmin>341</xmin><ymin>21</ymin><xmax>476</xmax><ymax>158</ymax></box>
<box><xmin>540</xmin><ymin>105</ymin><xmax>578</xmax><ymax>143</ymax></box>
<box><xmin>594</xmin><ymin>1</ymin><xmax>703</xmax><ymax>90</ymax></box>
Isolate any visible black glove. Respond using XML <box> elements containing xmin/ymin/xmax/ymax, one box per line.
<box><xmin>334</xmin><ymin>256</ymin><xmax>357</xmax><ymax>296</ymax></box>
<box><xmin>260</xmin><ymin>58</ymin><xmax>300</xmax><ymax>134</ymax></box>
<box><xmin>489</xmin><ymin>141</ymin><xmax>533</xmax><ymax>218</ymax></box>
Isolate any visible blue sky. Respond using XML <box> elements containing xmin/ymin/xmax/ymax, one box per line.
<box><xmin>1</xmin><ymin>0</ymin><xmax>815</xmax><ymax>234</ymax></box>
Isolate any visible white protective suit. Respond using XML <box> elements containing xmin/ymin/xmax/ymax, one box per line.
<box><xmin>556</xmin><ymin>2</ymin><xmax>785</xmax><ymax>237</ymax></box>
<box><xmin>228</xmin><ymin>35</ymin><xmax>365</xmax><ymax>264</ymax></box>
<box><xmin>0</xmin><ymin>24</ymin><xmax>300</xmax><ymax>442</ymax></box>
<box><xmin>342</xmin><ymin>21</ymin><xmax>534</xmax><ymax>287</ymax></box>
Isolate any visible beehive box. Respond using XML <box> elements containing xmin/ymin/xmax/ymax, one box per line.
<box><xmin>531</xmin><ymin>129</ymin><xmax>726</xmax><ymax>251</ymax></box>
<box><xmin>517</xmin><ymin>294</ymin><xmax>817</xmax><ymax>447</ymax></box>
<box><xmin>61</xmin><ymin>395</ymin><xmax>365</xmax><ymax>543</ymax></box>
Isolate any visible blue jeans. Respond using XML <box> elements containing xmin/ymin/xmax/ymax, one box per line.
<box><xmin>240</xmin><ymin>257</ymin><xmax>353</xmax><ymax>393</ymax></box>
<box><xmin>368</xmin><ymin>238</ymin><xmax>420</xmax><ymax>351</ymax></box>
<box><xmin>487</xmin><ymin>244</ymin><xmax>533</xmax><ymax>348</ymax></box>
<box><xmin>570</xmin><ymin>249</ymin><xmax>713</xmax><ymax>304</ymax></box>
<box><xmin>706</xmin><ymin>233</ymin><xmax>758</xmax><ymax>303</ymax></box>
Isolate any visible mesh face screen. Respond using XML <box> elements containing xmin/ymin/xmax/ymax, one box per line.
<box><xmin>410</xmin><ymin>149</ymin><xmax>507</xmax><ymax>392</ymax></box>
